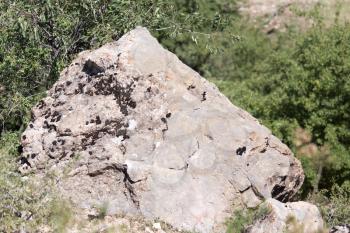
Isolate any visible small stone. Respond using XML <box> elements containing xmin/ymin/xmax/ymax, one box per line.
<box><xmin>153</xmin><ymin>222</ymin><xmax>162</xmax><ymax>230</ymax></box>
<box><xmin>145</xmin><ymin>227</ymin><xmax>154</xmax><ymax>233</ymax></box>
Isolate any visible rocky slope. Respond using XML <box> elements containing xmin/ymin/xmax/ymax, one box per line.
<box><xmin>20</xmin><ymin>27</ymin><xmax>323</xmax><ymax>233</ymax></box>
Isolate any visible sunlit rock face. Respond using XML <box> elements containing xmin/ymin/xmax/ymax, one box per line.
<box><xmin>20</xmin><ymin>27</ymin><xmax>304</xmax><ymax>233</ymax></box>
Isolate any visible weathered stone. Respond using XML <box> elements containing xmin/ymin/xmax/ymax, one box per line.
<box><xmin>330</xmin><ymin>224</ymin><xmax>350</xmax><ymax>233</ymax></box>
<box><xmin>20</xmin><ymin>27</ymin><xmax>305</xmax><ymax>233</ymax></box>
<box><xmin>247</xmin><ymin>198</ymin><xmax>324</xmax><ymax>233</ymax></box>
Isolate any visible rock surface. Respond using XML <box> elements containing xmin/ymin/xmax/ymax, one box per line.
<box><xmin>330</xmin><ymin>224</ymin><xmax>350</xmax><ymax>233</ymax></box>
<box><xmin>247</xmin><ymin>198</ymin><xmax>324</xmax><ymax>233</ymax></box>
<box><xmin>20</xmin><ymin>27</ymin><xmax>305</xmax><ymax>232</ymax></box>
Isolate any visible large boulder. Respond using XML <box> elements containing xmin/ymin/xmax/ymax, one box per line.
<box><xmin>20</xmin><ymin>27</ymin><xmax>305</xmax><ymax>232</ymax></box>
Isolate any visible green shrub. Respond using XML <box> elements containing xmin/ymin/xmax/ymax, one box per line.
<box><xmin>226</xmin><ymin>204</ymin><xmax>272</xmax><ymax>233</ymax></box>
<box><xmin>0</xmin><ymin>132</ymin><xmax>50</xmax><ymax>231</ymax></box>
<box><xmin>313</xmin><ymin>183</ymin><xmax>350</xmax><ymax>227</ymax></box>
<box><xmin>214</xmin><ymin>20</ymin><xmax>350</xmax><ymax>195</ymax></box>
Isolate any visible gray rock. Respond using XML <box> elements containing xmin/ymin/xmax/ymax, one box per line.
<box><xmin>20</xmin><ymin>27</ymin><xmax>304</xmax><ymax>233</ymax></box>
<box><xmin>330</xmin><ymin>224</ymin><xmax>350</xmax><ymax>233</ymax></box>
<box><xmin>247</xmin><ymin>198</ymin><xmax>324</xmax><ymax>233</ymax></box>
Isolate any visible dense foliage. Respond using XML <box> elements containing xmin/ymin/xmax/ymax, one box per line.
<box><xmin>0</xmin><ymin>0</ymin><xmax>349</xmax><ymax>231</ymax></box>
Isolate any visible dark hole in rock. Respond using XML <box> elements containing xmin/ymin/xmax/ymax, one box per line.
<box><xmin>19</xmin><ymin>156</ymin><xmax>30</xmax><ymax>166</ymax></box>
<box><xmin>82</xmin><ymin>59</ymin><xmax>105</xmax><ymax>76</ymax></box>
<box><xmin>66</xmin><ymin>81</ymin><xmax>72</xmax><ymax>86</ymax></box>
<box><xmin>96</xmin><ymin>116</ymin><xmax>102</xmax><ymax>125</ymax></box>
<box><xmin>17</xmin><ymin>145</ymin><xmax>23</xmax><ymax>154</ymax></box>
<box><xmin>166</xmin><ymin>113</ymin><xmax>172</xmax><ymax>118</ymax></box>
<box><xmin>161</xmin><ymin>117</ymin><xmax>167</xmax><ymax>123</ymax></box>
<box><xmin>271</xmin><ymin>184</ymin><xmax>286</xmax><ymax>201</ymax></box>
<box><xmin>22</xmin><ymin>135</ymin><xmax>26</xmax><ymax>140</ymax></box>
<box><xmin>236</xmin><ymin>146</ymin><xmax>246</xmax><ymax>156</ymax></box>
<box><xmin>147</xmin><ymin>87</ymin><xmax>151</xmax><ymax>92</ymax></box>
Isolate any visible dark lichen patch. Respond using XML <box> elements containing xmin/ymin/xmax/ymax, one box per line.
<box><xmin>44</xmin><ymin>109</ymin><xmax>51</xmax><ymax>119</ymax></box>
<box><xmin>82</xmin><ymin>59</ymin><xmax>105</xmax><ymax>76</ymax></box>
<box><xmin>37</xmin><ymin>100</ymin><xmax>46</xmax><ymax>109</ymax></box>
<box><xmin>52</xmin><ymin>101</ymin><xmax>65</xmax><ymax>107</ymax></box>
<box><xmin>78</xmin><ymin>83</ymin><xmax>85</xmax><ymax>94</ymax></box>
<box><xmin>86</xmin><ymin>89</ymin><xmax>94</xmax><ymax>96</ymax></box>
<box><xmin>161</xmin><ymin>117</ymin><xmax>169</xmax><ymax>135</ymax></box>
<box><xmin>236</xmin><ymin>146</ymin><xmax>246</xmax><ymax>156</ymax></box>
<box><xmin>58</xmin><ymin>139</ymin><xmax>65</xmax><ymax>145</ymax></box>
<box><xmin>43</xmin><ymin>120</ymin><xmax>57</xmax><ymax>132</ymax></box>
<box><xmin>187</xmin><ymin>84</ymin><xmax>196</xmax><ymax>90</ymax></box>
<box><xmin>201</xmin><ymin>91</ymin><xmax>207</xmax><ymax>102</ymax></box>
<box><xmin>54</xmin><ymin>84</ymin><xmax>65</xmax><ymax>93</ymax></box>
<box><xmin>93</xmin><ymin>75</ymin><xmax>137</xmax><ymax>115</ymax></box>
<box><xmin>60</xmin><ymin>128</ymin><xmax>72</xmax><ymax>137</ymax></box>
<box><xmin>161</xmin><ymin>117</ymin><xmax>167</xmax><ymax>124</ymax></box>
<box><xmin>50</xmin><ymin>111</ymin><xmax>62</xmax><ymax>122</ymax></box>
<box><xmin>81</xmin><ymin>119</ymin><xmax>129</xmax><ymax>149</ymax></box>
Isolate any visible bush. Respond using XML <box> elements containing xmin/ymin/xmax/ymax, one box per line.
<box><xmin>314</xmin><ymin>183</ymin><xmax>350</xmax><ymax>227</ymax></box>
<box><xmin>0</xmin><ymin>132</ymin><xmax>50</xmax><ymax>231</ymax></box>
<box><xmin>226</xmin><ymin>204</ymin><xmax>272</xmax><ymax>233</ymax></box>
<box><xmin>212</xmin><ymin>19</ymin><xmax>350</xmax><ymax>196</ymax></box>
